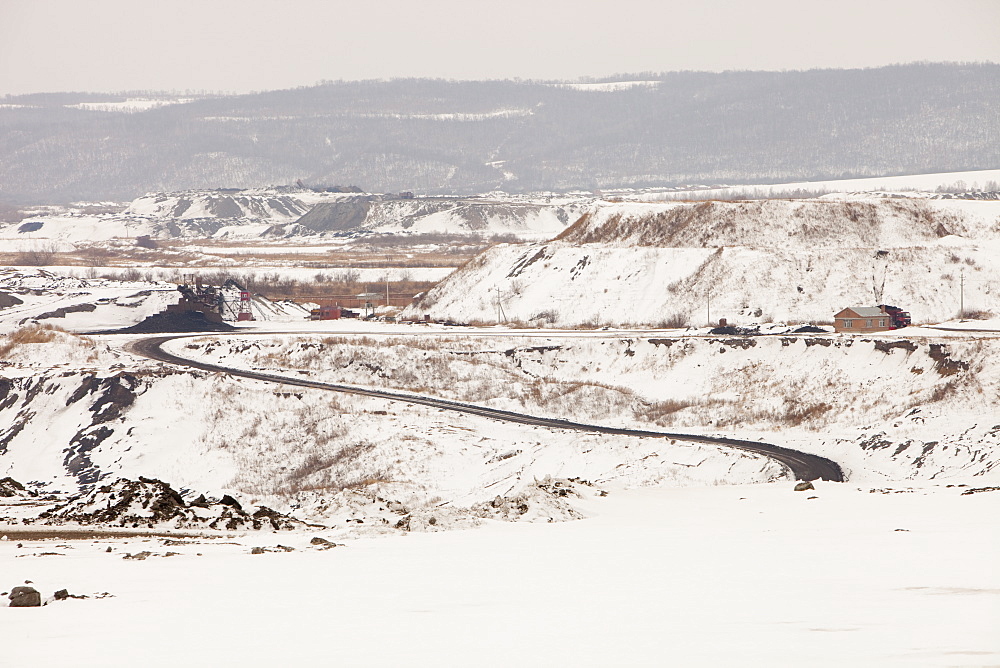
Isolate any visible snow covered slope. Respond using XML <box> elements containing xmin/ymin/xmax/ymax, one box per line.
<box><xmin>294</xmin><ymin>195</ymin><xmax>589</xmax><ymax>239</ymax></box>
<box><xmin>126</xmin><ymin>189</ymin><xmax>309</xmax><ymax>221</ymax></box>
<box><xmin>406</xmin><ymin>196</ymin><xmax>1000</xmax><ymax>326</ymax></box>
<box><xmin>0</xmin><ymin>269</ymin><xmax>179</xmax><ymax>334</ymax></box>
<box><xmin>0</xmin><ymin>343</ymin><xmax>780</xmax><ymax>514</ymax></box>
<box><xmin>1</xmin><ymin>320</ymin><xmax>997</xmax><ymax>537</ymax></box>
<box><xmin>0</xmin><ymin>269</ymin><xmax>309</xmax><ymax>334</ymax></box>
<box><xmin>1</xmin><ymin>191</ymin><xmax>590</xmax><ymax>242</ymax></box>
<box><xmin>172</xmin><ymin>332</ymin><xmax>1000</xmax><ymax>486</ymax></box>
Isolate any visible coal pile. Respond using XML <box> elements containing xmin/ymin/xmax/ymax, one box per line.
<box><xmin>37</xmin><ymin>476</ymin><xmax>307</xmax><ymax>531</ymax></box>
<box><xmin>98</xmin><ymin>310</ymin><xmax>237</xmax><ymax>334</ymax></box>
<box><xmin>708</xmin><ymin>324</ymin><xmax>831</xmax><ymax>335</ymax></box>
<box><xmin>709</xmin><ymin>325</ymin><xmax>761</xmax><ymax>336</ymax></box>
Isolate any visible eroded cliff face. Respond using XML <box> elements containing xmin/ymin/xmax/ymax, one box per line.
<box><xmin>1</xmin><ymin>371</ymin><xmax>146</xmax><ymax>487</ymax></box>
<box><xmin>126</xmin><ymin>191</ymin><xmax>310</xmax><ymax>221</ymax></box>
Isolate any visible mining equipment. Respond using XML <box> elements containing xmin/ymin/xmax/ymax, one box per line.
<box><xmin>171</xmin><ymin>278</ymin><xmax>255</xmax><ymax>323</ymax></box>
<box><xmin>877</xmin><ymin>304</ymin><xmax>911</xmax><ymax>329</ymax></box>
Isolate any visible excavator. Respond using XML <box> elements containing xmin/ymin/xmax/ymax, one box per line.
<box><xmin>872</xmin><ymin>250</ymin><xmax>911</xmax><ymax>329</ymax></box>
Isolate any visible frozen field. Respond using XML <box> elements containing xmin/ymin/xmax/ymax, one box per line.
<box><xmin>2</xmin><ymin>482</ymin><xmax>998</xmax><ymax>667</ymax></box>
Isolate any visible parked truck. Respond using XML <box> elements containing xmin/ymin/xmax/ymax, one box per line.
<box><xmin>878</xmin><ymin>304</ymin><xmax>911</xmax><ymax>329</ymax></box>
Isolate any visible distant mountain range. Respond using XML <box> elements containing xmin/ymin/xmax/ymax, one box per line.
<box><xmin>2</xmin><ymin>64</ymin><xmax>999</xmax><ymax>203</ymax></box>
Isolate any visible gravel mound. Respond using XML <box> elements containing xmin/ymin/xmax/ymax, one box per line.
<box><xmin>709</xmin><ymin>325</ymin><xmax>760</xmax><ymax>336</ymax></box>
<box><xmin>36</xmin><ymin>477</ymin><xmax>307</xmax><ymax>531</ymax></box>
<box><xmin>0</xmin><ymin>477</ymin><xmax>36</xmax><ymax>498</ymax></box>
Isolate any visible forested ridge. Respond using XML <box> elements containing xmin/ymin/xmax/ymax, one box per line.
<box><xmin>2</xmin><ymin>64</ymin><xmax>998</xmax><ymax>203</ymax></box>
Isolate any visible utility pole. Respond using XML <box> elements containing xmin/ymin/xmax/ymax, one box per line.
<box><xmin>707</xmin><ymin>293</ymin><xmax>711</xmax><ymax>327</ymax></box>
<box><xmin>386</xmin><ymin>276</ymin><xmax>390</xmax><ymax>307</ymax></box>
<box><xmin>494</xmin><ymin>285</ymin><xmax>508</xmax><ymax>324</ymax></box>
<box><xmin>959</xmin><ymin>269</ymin><xmax>965</xmax><ymax>321</ymax></box>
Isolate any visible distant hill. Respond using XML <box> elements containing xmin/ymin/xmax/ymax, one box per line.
<box><xmin>0</xmin><ymin>188</ymin><xmax>592</xmax><ymax>241</ymax></box>
<box><xmin>2</xmin><ymin>64</ymin><xmax>999</xmax><ymax>203</ymax></box>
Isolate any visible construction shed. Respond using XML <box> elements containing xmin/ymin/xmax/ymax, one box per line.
<box><xmin>833</xmin><ymin>306</ymin><xmax>892</xmax><ymax>333</ymax></box>
<box><xmin>310</xmin><ymin>305</ymin><xmax>342</xmax><ymax>321</ymax></box>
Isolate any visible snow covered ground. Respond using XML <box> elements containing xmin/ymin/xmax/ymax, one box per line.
<box><xmin>0</xmin><ymin>269</ymin><xmax>310</xmax><ymax>334</ymax></box>
<box><xmin>2</xmin><ymin>181</ymin><xmax>999</xmax><ymax>664</ymax></box>
<box><xmin>2</xmin><ymin>482</ymin><xmax>998</xmax><ymax>667</ymax></box>
<box><xmin>614</xmin><ymin>168</ymin><xmax>1000</xmax><ymax>200</ymax></box>
<box><xmin>40</xmin><ymin>264</ymin><xmax>455</xmax><ymax>284</ymax></box>
<box><xmin>0</xmin><ymin>268</ymin><xmax>179</xmax><ymax>335</ymax></box>
<box><xmin>167</xmin><ymin>327</ymin><xmax>1000</xmax><ymax>486</ymax></box>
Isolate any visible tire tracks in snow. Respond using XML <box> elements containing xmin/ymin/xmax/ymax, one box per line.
<box><xmin>129</xmin><ymin>334</ymin><xmax>845</xmax><ymax>482</ymax></box>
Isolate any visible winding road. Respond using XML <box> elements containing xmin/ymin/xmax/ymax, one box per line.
<box><xmin>130</xmin><ymin>334</ymin><xmax>845</xmax><ymax>482</ymax></box>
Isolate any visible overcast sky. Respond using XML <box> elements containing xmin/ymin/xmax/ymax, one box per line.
<box><xmin>1</xmin><ymin>0</ymin><xmax>999</xmax><ymax>96</ymax></box>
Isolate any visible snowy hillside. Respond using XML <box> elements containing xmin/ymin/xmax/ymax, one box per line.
<box><xmin>4</xmin><ymin>325</ymin><xmax>997</xmax><ymax>525</ymax></box>
<box><xmin>1</xmin><ymin>190</ymin><xmax>591</xmax><ymax>242</ymax></box>
<box><xmin>125</xmin><ymin>189</ymin><xmax>309</xmax><ymax>221</ymax></box>
<box><xmin>292</xmin><ymin>195</ymin><xmax>589</xmax><ymax>239</ymax></box>
<box><xmin>0</xmin><ymin>268</ymin><xmax>178</xmax><ymax>334</ymax></box>
<box><xmin>0</xmin><ymin>334</ymin><xmax>781</xmax><ymax>521</ymax></box>
<box><xmin>406</xmin><ymin>196</ymin><xmax>1000</xmax><ymax>326</ymax></box>
<box><xmin>0</xmin><ymin>269</ymin><xmax>310</xmax><ymax>334</ymax></box>
<box><xmin>170</xmin><ymin>332</ymin><xmax>1000</xmax><ymax>485</ymax></box>
<box><xmin>2</xmin><ymin>315</ymin><xmax>998</xmax><ymax>665</ymax></box>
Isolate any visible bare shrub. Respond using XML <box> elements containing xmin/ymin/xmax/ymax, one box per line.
<box><xmin>530</xmin><ymin>310</ymin><xmax>559</xmax><ymax>324</ymax></box>
<box><xmin>634</xmin><ymin>398</ymin><xmax>696</xmax><ymax>425</ymax></box>
<box><xmin>15</xmin><ymin>241</ymin><xmax>60</xmax><ymax>266</ymax></box>
<box><xmin>338</xmin><ymin>269</ymin><xmax>360</xmax><ymax>283</ymax></box>
<box><xmin>782</xmin><ymin>401</ymin><xmax>833</xmax><ymax>426</ymax></box>
<box><xmin>656</xmin><ymin>312</ymin><xmax>689</xmax><ymax>328</ymax></box>
<box><xmin>963</xmin><ymin>309</ymin><xmax>993</xmax><ymax>320</ymax></box>
<box><xmin>0</xmin><ymin>323</ymin><xmax>64</xmax><ymax>356</ymax></box>
<box><xmin>119</xmin><ymin>267</ymin><xmax>143</xmax><ymax>282</ymax></box>
<box><xmin>285</xmin><ymin>440</ymin><xmax>380</xmax><ymax>494</ymax></box>
<box><xmin>284</xmin><ymin>453</ymin><xmax>338</xmax><ymax>488</ymax></box>
<box><xmin>928</xmin><ymin>381</ymin><xmax>957</xmax><ymax>403</ymax></box>
<box><xmin>78</xmin><ymin>246</ymin><xmax>116</xmax><ymax>266</ymax></box>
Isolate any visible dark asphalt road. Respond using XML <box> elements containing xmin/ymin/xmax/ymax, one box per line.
<box><xmin>130</xmin><ymin>334</ymin><xmax>845</xmax><ymax>482</ymax></box>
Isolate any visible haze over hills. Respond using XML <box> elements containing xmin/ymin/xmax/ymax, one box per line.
<box><xmin>2</xmin><ymin>63</ymin><xmax>999</xmax><ymax>203</ymax></box>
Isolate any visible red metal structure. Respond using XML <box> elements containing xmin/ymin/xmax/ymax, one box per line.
<box><xmin>237</xmin><ymin>291</ymin><xmax>254</xmax><ymax>321</ymax></box>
